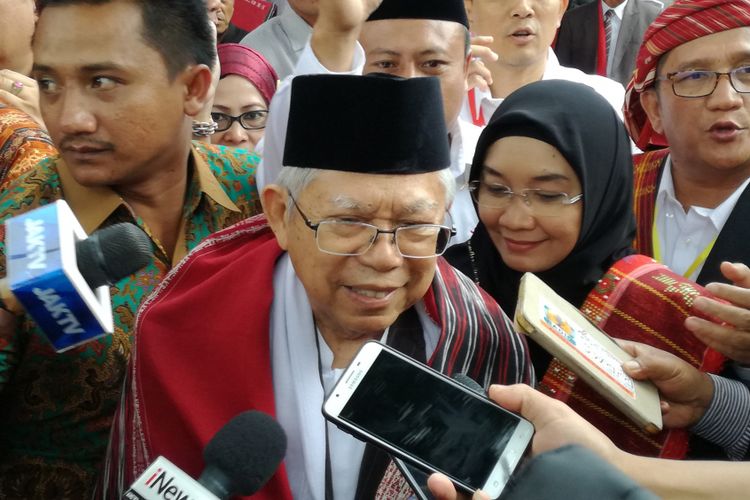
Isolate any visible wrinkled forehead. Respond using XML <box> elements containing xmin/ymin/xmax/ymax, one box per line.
<box><xmin>300</xmin><ymin>171</ymin><xmax>447</xmax><ymax>215</ymax></box>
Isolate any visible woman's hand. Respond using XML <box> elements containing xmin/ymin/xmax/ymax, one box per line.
<box><xmin>0</xmin><ymin>69</ymin><xmax>46</xmax><ymax>129</ymax></box>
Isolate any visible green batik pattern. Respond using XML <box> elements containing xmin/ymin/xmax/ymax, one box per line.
<box><xmin>0</xmin><ymin>142</ymin><xmax>260</xmax><ymax>499</ymax></box>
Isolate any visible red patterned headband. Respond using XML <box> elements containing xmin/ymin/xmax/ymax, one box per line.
<box><xmin>624</xmin><ymin>0</ymin><xmax>750</xmax><ymax>150</ymax></box>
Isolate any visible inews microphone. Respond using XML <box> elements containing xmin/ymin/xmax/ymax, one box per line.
<box><xmin>2</xmin><ymin>200</ymin><xmax>152</xmax><ymax>351</ymax></box>
<box><xmin>124</xmin><ymin>410</ymin><xmax>287</xmax><ymax>500</ymax></box>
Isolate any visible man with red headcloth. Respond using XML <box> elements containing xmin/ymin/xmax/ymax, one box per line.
<box><xmin>624</xmin><ymin>0</ymin><xmax>750</xmax><ymax>459</ymax></box>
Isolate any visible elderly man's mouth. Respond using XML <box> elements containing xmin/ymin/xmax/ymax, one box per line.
<box><xmin>346</xmin><ymin>286</ymin><xmax>399</xmax><ymax>301</ymax></box>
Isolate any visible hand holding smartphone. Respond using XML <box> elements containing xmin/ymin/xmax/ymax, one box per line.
<box><xmin>322</xmin><ymin>341</ymin><xmax>534</xmax><ymax>499</ymax></box>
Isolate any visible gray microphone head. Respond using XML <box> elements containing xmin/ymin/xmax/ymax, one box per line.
<box><xmin>452</xmin><ymin>373</ymin><xmax>484</xmax><ymax>395</ymax></box>
<box><xmin>200</xmin><ymin>410</ymin><xmax>287</xmax><ymax>498</ymax></box>
<box><xmin>75</xmin><ymin>223</ymin><xmax>152</xmax><ymax>289</ymax></box>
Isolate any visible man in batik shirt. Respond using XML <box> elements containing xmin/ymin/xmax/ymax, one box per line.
<box><xmin>0</xmin><ymin>0</ymin><xmax>261</xmax><ymax>497</ymax></box>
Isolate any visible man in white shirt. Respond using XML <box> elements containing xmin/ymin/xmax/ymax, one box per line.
<box><xmin>461</xmin><ymin>0</ymin><xmax>625</xmax><ymax>127</ymax></box>
<box><xmin>240</xmin><ymin>0</ymin><xmax>317</xmax><ymax>78</ymax></box>
<box><xmin>260</xmin><ymin>0</ymin><xmax>484</xmax><ymax>244</ymax></box>
<box><xmin>626</xmin><ymin>0</ymin><xmax>750</xmax><ymax>427</ymax></box>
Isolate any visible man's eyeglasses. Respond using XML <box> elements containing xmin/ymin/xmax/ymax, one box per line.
<box><xmin>469</xmin><ymin>180</ymin><xmax>583</xmax><ymax>217</ymax></box>
<box><xmin>656</xmin><ymin>66</ymin><xmax>750</xmax><ymax>98</ymax></box>
<box><xmin>210</xmin><ymin>110</ymin><xmax>268</xmax><ymax>132</ymax></box>
<box><xmin>289</xmin><ymin>195</ymin><xmax>456</xmax><ymax>258</ymax></box>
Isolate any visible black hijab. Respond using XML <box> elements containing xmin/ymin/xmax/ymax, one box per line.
<box><xmin>465</xmin><ymin>79</ymin><xmax>636</xmax><ymax>316</ymax></box>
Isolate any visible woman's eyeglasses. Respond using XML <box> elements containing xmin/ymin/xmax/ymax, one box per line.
<box><xmin>210</xmin><ymin>110</ymin><xmax>269</xmax><ymax>132</ymax></box>
<box><xmin>469</xmin><ymin>180</ymin><xmax>582</xmax><ymax>217</ymax></box>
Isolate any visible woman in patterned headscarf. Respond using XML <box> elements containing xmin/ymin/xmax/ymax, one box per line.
<box><xmin>210</xmin><ymin>43</ymin><xmax>278</xmax><ymax>151</ymax></box>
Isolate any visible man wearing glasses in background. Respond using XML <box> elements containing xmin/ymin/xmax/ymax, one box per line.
<box><xmin>625</xmin><ymin>0</ymin><xmax>750</xmax><ymax>459</ymax></box>
<box><xmin>102</xmin><ymin>73</ymin><xmax>532</xmax><ymax>499</ymax></box>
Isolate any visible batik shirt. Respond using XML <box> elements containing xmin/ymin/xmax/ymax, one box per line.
<box><xmin>0</xmin><ymin>142</ymin><xmax>261</xmax><ymax>499</ymax></box>
<box><xmin>0</xmin><ymin>107</ymin><xmax>58</xmax><ymax>191</ymax></box>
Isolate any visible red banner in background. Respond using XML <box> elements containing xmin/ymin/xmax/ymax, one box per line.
<box><xmin>232</xmin><ymin>0</ymin><xmax>277</xmax><ymax>32</ymax></box>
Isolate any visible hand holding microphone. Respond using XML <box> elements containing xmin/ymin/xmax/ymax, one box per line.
<box><xmin>1</xmin><ymin>200</ymin><xmax>152</xmax><ymax>351</ymax></box>
<box><xmin>124</xmin><ymin>410</ymin><xmax>287</xmax><ymax>500</ymax></box>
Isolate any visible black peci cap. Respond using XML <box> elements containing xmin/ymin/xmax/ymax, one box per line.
<box><xmin>283</xmin><ymin>74</ymin><xmax>450</xmax><ymax>174</ymax></box>
<box><xmin>367</xmin><ymin>0</ymin><xmax>470</xmax><ymax>29</ymax></box>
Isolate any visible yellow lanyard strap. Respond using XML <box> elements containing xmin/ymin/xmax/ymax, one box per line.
<box><xmin>652</xmin><ymin>205</ymin><xmax>718</xmax><ymax>279</ymax></box>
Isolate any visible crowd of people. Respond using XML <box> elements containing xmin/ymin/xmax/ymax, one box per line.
<box><xmin>0</xmin><ymin>0</ymin><xmax>748</xmax><ymax>498</ymax></box>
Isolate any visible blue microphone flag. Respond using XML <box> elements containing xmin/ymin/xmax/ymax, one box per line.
<box><xmin>5</xmin><ymin>200</ymin><xmax>114</xmax><ymax>351</ymax></box>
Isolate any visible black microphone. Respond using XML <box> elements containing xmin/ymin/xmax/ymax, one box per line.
<box><xmin>200</xmin><ymin>410</ymin><xmax>288</xmax><ymax>498</ymax></box>
<box><xmin>2</xmin><ymin>222</ymin><xmax>152</xmax><ymax>311</ymax></box>
<box><xmin>124</xmin><ymin>411</ymin><xmax>287</xmax><ymax>500</ymax></box>
<box><xmin>75</xmin><ymin>222</ymin><xmax>153</xmax><ymax>288</ymax></box>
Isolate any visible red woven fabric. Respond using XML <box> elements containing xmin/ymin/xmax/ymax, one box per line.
<box><xmin>632</xmin><ymin>148</ymin><xmax>670</xmax><ymax>256</ymax></box>
<box><xmin>539</xmin><ymin>254</ymin><xmax>727</xmax><ymax>458</ymax></box>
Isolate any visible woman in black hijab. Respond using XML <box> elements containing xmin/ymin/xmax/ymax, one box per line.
<box><xmin>446</xmin><ymin>79</ymin><xmax>728</xmax><ymax>460</ymax></box>
<box><xmin>446</xmin><ymin>79</ymin><xmax>635</xmax><ymax>374</ymax></box>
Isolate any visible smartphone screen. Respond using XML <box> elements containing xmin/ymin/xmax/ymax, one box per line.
<box><xmin>326</xmin><ymin>343</ymin><xmax>532</xmax><ymax>494</ymax></box>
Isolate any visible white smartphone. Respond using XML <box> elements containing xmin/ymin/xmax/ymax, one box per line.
<box><xmin>322</xmin><ymin>341</ymin><xmax>534</xmax><ymax>499</ymax></box>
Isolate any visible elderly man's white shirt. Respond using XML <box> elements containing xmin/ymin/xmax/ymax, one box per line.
<box><xmin>259</xmin><ymin>41</ymin><xmax>480</xmax><ymax>244</ymax></box>
<box><xmin>459</xmin><ymin>48</ymin><xmax>626</xmax><ymax>125</ymax></box>
<box><xmin>270</xmin><ymin>254</ymin><xmax>440</xmax><ymax>500</ymax></box>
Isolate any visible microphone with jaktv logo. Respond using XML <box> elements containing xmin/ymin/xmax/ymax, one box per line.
<box><xmin>124</xmin><ymin>410</ymin><xmax>287</xmax><ymax>500</ymax></box>
<box><xmin>1</xmin><ymin>200</ymin><xmax>152</xmax><ymax>351</ymax></box>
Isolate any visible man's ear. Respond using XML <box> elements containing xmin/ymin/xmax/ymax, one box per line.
<box><xmin>463</xmin><ymin>51</ymin><xmax>472</xmax><ymax>83</ymax></box>
<box><xmin>181</xmin><ymin>63</ymin><xmax>214</xmax><ymax>117</ymax></box>
<box><xmin>262</xmin><ymin>184</ymin><xmax>290</xmax><ymax>250</ymax></box>
<box><xmin>464</xmin><ymin>0</ymin><xmax>474</xmax><ymax>24</ymax></box>
<box><xmin>640</xmin><ymin>89</ymin><xmax>664</xmax><ymax>134</ymax></box>
<box><xmin>556</xmin><ymin>0</ymin><xmax>569</xmax><ymax>28</ymax></box>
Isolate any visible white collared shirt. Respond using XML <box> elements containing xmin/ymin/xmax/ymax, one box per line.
<box><xmin>601</xmin><ymin>0</ymin><xmax>629</xmax><ymax>76</ymax></box>
<box><xmin>654</xmin><ymin>156</ymin><xmax>750</xmax><ymax>280</ymax></box>
<box><xmin>460</xmin><ymin>48</ymin><xmax>626</xmax><ymax>126</ymax></box>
